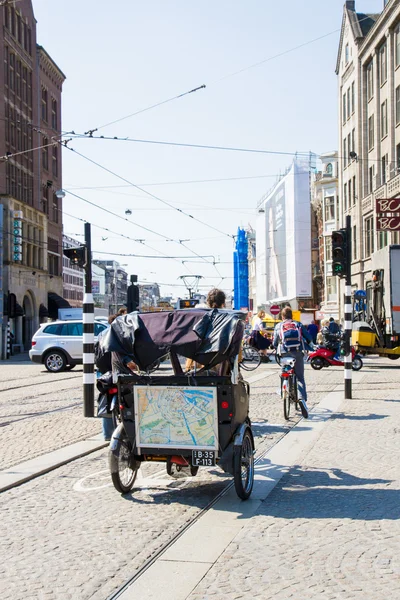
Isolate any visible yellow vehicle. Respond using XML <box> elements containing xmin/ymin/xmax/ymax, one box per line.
<box><xmin>352</xmin><ymin>245</ymin><xmax>400</xmax><ymax>360</ymax></box>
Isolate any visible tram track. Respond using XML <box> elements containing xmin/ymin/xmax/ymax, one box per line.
<box><xmin>0</xmin><ymin>399</ymin><xmax>82</xmax><ymax>428</ymax></box>
<box><xmin>105</xmin><ymin>418</ymin><xmax>297</xmax><ymax>600</ymax></box>
<box><xmin>0</xmin><ymin>373</ymin><xmax>81</xmax><ymax>394</ymax></box>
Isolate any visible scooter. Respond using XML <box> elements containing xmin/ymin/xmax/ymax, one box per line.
<box><xmin>308</xmin><ymin>345</ymin><xmax>363</xmax><ymax>371</ymax></box>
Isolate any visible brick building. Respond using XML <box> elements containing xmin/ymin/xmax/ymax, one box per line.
<box><xmin>0</xmin><ymin>0</ymin><xmax>66</xmax><ymax>354</ymax></box>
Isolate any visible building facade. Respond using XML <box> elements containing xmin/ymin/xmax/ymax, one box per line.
<box><xmin>93</xmin><ymin>260</ymin><xmax>128</xmax><ymax>314</ymax></box>
<box><xmin>337</xmin><ymin>0</ymin><xmax>400</xmax><ymax>298</ymax></box>
<box><xmin>255</xmin><ymin>158</ymin><xmax>313</xmax><ymax>312</ymax></box>
<box><xmin>62</xmin><ymin>235</ymin><xmax>84</xmax><ymax>308</ymax></box>
<box><xmin>311</xmin><ymin>152</ymin><xmax>340</xmax><ymax>319</ymax></box>
<box><xmin>0</xmin><ymin>0</ymin><xmax>65</xmax><ymax>354</ymax></box>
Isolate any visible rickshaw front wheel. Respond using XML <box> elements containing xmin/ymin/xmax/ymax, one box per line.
<box><xmin>109</xmin><ymin>427</ymin><xmax>138</xmax><ymax>494</ymax></box>
<box><xmin>233</xmin><ymin>429</ymin><xmax>254</xmax><ymax>500</ymax></box>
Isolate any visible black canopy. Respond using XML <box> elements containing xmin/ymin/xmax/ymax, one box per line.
<box><xmin>48</xmin><ymin>292</ymin><xmax>70</xmax><ymax>320</ymax></box>
<box><xmin>98</xmin><ymin>308</ymin><xmax>246</xmax><ymax>371</ymax></box>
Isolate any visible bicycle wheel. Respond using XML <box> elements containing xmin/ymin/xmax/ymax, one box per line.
<box><xmin>109</xmin><ymin>425</ymin><xmax>138</xmax><ymax>494</ymax></box>
<box><xmin>233</xmin><ymin>428</ymin><xmax>254</xmax><ymax>500</ymax></box>
<box><xmin>240</xmin><ymin>346</ymin><xmax>261</xmax><ymax>371</ymax></box>
<box><xmin>283</xmin><ymin>383</ymin><xmax>290</xmax><ymax>420</ymax></box>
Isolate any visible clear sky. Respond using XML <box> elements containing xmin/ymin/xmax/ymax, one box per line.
<box><xmin>32</xmin><ymin>0</ymin><xmax>383</xmax><ymax>299</ymax></box>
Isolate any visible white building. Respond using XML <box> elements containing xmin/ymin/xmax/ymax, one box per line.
<box><xmin>256</xmin><ymin>158</ymin><xmax>313</xmax><ymax>311</ymax></box>
<box><xmin>336</xmin><ymin>0</ymin><xmax>400</xmax><ymax>295</ymax></box>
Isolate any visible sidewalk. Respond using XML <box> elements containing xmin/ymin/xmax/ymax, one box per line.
<box><xmin>120</xmin><ymin>367</ymin><xmax>400</xmax><ymax>600</ymax></box>
<box><xmin>0</xmin><ymin>351</ymin><xmax>30</xmax><ymax>363</ymax></box>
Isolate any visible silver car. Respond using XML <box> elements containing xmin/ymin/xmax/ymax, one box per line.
<box><xmin>29</xmin><ymin>319</ymin><xmax>108</xmax><ymax>373</ymax></box>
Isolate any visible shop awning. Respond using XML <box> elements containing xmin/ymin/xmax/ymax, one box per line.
<box><xmin>15</xmin><ymin>303</ymin><xmax>24</xmax><ymax>317</ymax></box>
<box><xmin>48</xmin><ymin>293</ymin><xmax>71</xmax><ymax>320</ymax></box>
<box><xmin>39</xmin><ymin>304</ymin><xmax>49</xmax><ymax>318</ymax></box>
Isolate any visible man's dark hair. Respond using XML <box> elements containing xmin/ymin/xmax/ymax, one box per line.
<box><xmin>329</xmin><ymin>317</ymin><xmax>334</xmax><ymax>322</ymax></box>
<box><xmin>207</xmin><ymin>288</ymin><xmax>226</xmax><ymax>308</ymax></box>
<box><xmin>281</xmin><ymin>306</ymin><xmax>292</xmax><ymax>320</ymax></box>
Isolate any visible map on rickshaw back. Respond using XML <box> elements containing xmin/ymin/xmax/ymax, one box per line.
<box><xmin>134</xmin><ymin>386</ymin><xmax>218</xmax><ymax>450</ymax></box>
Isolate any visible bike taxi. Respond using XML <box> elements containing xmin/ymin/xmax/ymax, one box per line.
<box><xmin>98</xmin><ymin>307</ymin><xmax>255</xmax><ymax>500</ymax></box>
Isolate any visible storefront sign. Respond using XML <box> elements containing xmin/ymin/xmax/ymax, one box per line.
<box><xmin>376</xmin><ymin>198</ymin><xmax>400</xmax><ymax>214</ymax></box>
<box><xmin>376</xmin><ymin>216</ymin><xmax>400</xmax><ymax>231</ymax></box>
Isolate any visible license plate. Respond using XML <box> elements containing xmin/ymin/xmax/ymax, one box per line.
<box><xmin>192</xmin><ymin>450</ymin><xmax>216</xmax><ymax>467</ymax></box>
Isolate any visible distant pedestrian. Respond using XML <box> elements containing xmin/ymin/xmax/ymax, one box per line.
<box><xmin>328</xmin><ymin>317</ymin><xmax>340</xmax><ymax>335</ymax></box>
<box><xmin>251</xmin><ymin>310</ymin><xmax>271</xmax><ymax>362</ymax></box>
<box><xmin>307</xmin><ymin>320</ymin><xmax>319</xmax><ymax>344</ymax></box>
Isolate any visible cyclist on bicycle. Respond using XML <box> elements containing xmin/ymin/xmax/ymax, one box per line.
<box><xmin>272</xmin><ymin>306</ymin><xmax>313</xmax><ymax>418</ymax></box>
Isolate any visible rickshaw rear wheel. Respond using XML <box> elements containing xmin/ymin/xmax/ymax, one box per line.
<box><xmin>109</xmin><ymin>427</ymin><xmax>138</xmax><ymax>494</ymax></box>
<box><xmin>233</xmin><ymin>429</ymin><xmax>254</xmax><ymax>500</ymax></box>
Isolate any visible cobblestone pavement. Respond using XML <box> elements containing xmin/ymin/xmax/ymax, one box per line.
<box><xmin>0</xmin><ymin>364</ymin><xmax>100</xmax><ymax>470</ymax></box>
<box><xmin>0</xmin><ymin>359</ymin><xmax>348</xmax><ymax>600</ymax></box>
<box><xmin>187</xmin><ymin>364</ymin><xmax>400</xmax><ymax>600</ymax></box>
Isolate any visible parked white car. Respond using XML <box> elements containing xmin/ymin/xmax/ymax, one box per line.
<box><xmin>29</xmin><ymin>319</ymin><xmax>108</xmax><ymax>373</ymax></box>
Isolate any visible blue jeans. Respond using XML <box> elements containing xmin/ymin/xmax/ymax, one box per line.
<box><xmin>102</xmin><ymin>417</ymin><xmax>115</xmax><ymax>441</ymax></box>
<box><xmin>287</xmin><ymin>350</ymin><xmax>308</xmax><ymax>401</ymax></box>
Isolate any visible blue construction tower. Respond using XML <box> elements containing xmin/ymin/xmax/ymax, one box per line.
<box><xmin>233</xmin><ymin>228</ymin><xmax>249</xmax><ymax>310</ymax></box>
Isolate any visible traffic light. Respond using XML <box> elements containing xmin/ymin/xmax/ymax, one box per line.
<box><xmin>340</xmin><ymin>331</ymin><xmax>351</xmax><ymax>356</ymax></box>
<box><xmin>127</xmin><ymin>284</ymin><xmax>140</xmax><ymax>312</ymax></box>
<box><xmin>63</xmin><ymin>246</ymin><xmax>86</xmax><ymax>268</ymax></box>
<box><xmin>331</xmin><ymin>229</ymin><xmax>348</xmax><ymax>279</ymax></box>
<box><xmin>178</xmin><ymin>299</ymin><xmax>199</xmax><ymax>309</ymax></box>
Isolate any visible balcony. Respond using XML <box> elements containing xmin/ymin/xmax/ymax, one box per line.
<box><xmin>362</xmin><ymin>194</ymin><xmax>373</xmax><ymax>213</ymax></box>
<box><xmin>374</xmin><ymin>183</ymin><xmax>387</xmax><ymax>200</ymax></box>
<box><xmin>387</xmin><ymin>173</ymin><xmax>400</xmax><ymax>198</ymax></box>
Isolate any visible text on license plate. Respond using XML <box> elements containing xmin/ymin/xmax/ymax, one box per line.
<box><xmin>192</xmin><ymin>450</ymin><xmax>216</xmax><ymax>467</ymax></box>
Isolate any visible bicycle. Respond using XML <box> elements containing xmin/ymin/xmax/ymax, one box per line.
<box><xmin>240</xmin><ymin>344</ymin><xmax>261</xmax><ymax>371</ymax></box>
<box><xmin>279</xmin><ymin>354</ymin><xmax>299</xmax><ymax>420</ymax></box>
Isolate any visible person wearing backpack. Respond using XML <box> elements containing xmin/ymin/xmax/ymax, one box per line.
<box><xmin>272</xmin><ymin>306</ymin><xmax>313</xmax><ymax>418</ymax></box>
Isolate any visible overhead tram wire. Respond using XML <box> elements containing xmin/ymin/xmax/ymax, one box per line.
<box><xmin>64</xmin><ymin>144</ymin><xmax>234</xmax><ymax>240</ymax></box>
<box><xmin>63</xmin><ymin>146</ymin><xmax>233</xmax><ymax>284</ymax></box>
<box><xmin>62</xmin><ymin>194</ymin><xmax>216</xmax><ymax>274</ymax></box>
<box><xmin>85</xmin><ymin>85</ymin><xmax>206</xmax><ymax>133</ymax></box>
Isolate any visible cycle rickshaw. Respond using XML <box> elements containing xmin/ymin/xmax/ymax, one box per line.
<box><xmin>98</xmin><ymin>308</ymin><xmax>255</xmax><ymax>500</ymax></box>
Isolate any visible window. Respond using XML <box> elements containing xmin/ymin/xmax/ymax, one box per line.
<box><xmin>59</xmin><ymin>323</ymin><xmax>83</xmax><ymax>336</ymax></box>
<box><xmin>326</xmin><ymin>276</ymin><xmax>337</xmax><ymax>302</ymax></box>
<box><xmin>42</xmin><ymin>137</ymin><xmax>48</xmax><ymax>170</ymax></box>
<box><xmin>352</xmin><ymin>175</ymin><xmax>356</xmax><ymax>206</ymax></box>
<box><xmin>382</xmin><ymin>154</ymin><xmax>387</xmax><ymax>184</ymax></box>
<box><xmin>369</xmin><ymin>165</ymin><xmax>374</xmax><ymax>194</ymax></box>
<box><xmin>379</xmin><ymin>43</ymin><xmax>387</xmax><ymax>85</ymax></box>
<box><xmin>343</xmin><ymin>93</ymin><xmax>347</xmax><ymax>123</ymax></box>
<box><xmin>324</xmin><ymin>196</ymin><xmax>335</xmax><ymax>221</ymax></box>
<box><xmin>396</xmin><ymin>24</ymin><xmax>400</xmax><ymax>68</ymax></box>
<box><xmin>347</xmin><ymin>133</ymin><xmax>351</xmax><ymax>165</ymax></box>
<box><xmin>42</xmin><ymin>184</ymin><xmax>49</xmax><ymax>214</ymax></box>
<box><xmin>368</xmin><ymin>115</ymin><xmax>374</xmax><ymax>150</ymax></box>
<box><xmin>367</xmin><ymin>61</ymin><xmax>374</xmax><ymax>100</ymax></box>
<box><xmin>348</xmin><ymin>179</ymin><xmax>352</xmax><ymax>209</ymax></box>
<box><xmin>378</xmin><ymin>231</ymin><xmax>388</xmax><ymax>249</ymax></box>
<box><xmin>51</xmin><ymin>99</ymin><xmax>57</xmax><ymax>131</ymax></box>
<box><xmin>44</xmin><ymin>324</ymin><xmax>60</xmax><ymax>335</ymax></box>
<box><xmin>352</xmin><ymin>225</ymin><xmax>357</xmax><ymax>260</ymax></box>
<box><xmin>351</xmin><ymin>129</ymin><xmax>355</xmax><ymax>157</ymax></box>
<box><xmin>397</xmin><ymin>143</ymin><xmax>400</xmax><ymax>172</ymax></box>
<box><xmin>94</xmin><ymin>323</ymin><xmax>107</xmax><ymax>336</ymax></box>
<box><xmin>351</xmin><ymin>81</ymin><xmax>355</xmax><ymax>113</ymax></box>
<box><xmin>325</xmin><ymin>236</ymin><xmax>332</xmax><ymax>261</ymax></box>
<box><xmin>347</xmin><ymin>88</ymin><xmax>351</xmax><ymax>119</ymax></box>
<box><xmin>345</xmin><ymin>44</ymin><xmax>349</xmax><ymax>64</ymax></box>
<box><xmin>52</xmin><ymin>194</ymin><xmax>58</xmax><ymax>223</ymax></box>
<box><xmin>52</xmin><ymin>146</ymin><xmax>58</xmax><ymax>177</ymax></box>
<box><xmin>9</xmin><ymin>52</ymin><xmax>14</xmax><ymax>91</ymax></box>
<box><xmin>41</xmin><ymin>88</ymin><xmax>48</xmax><ymax>121</ymax></box>
<box><xmin>381</xmin><ymin>100</ymin><xmax>388</xmax><ymax>138</ymax></box>
<box><xmin>396</xmin><ymin>86</ymin><xmax>400</xmax><ymax>125</ymax></box>
<box><xmin>344</xmin><ymin>182</ymin><xmax>348</xmax><ymax>212</ymax></box>
<box><xmin>364</xmin><ymin>216</ymin><xmax>374</xmax><ymax>258</ymax></box>
<box><xmin>326</xmin><ymin>163</ymin><xmax>333</xmax><ymax>176</ymax></box>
